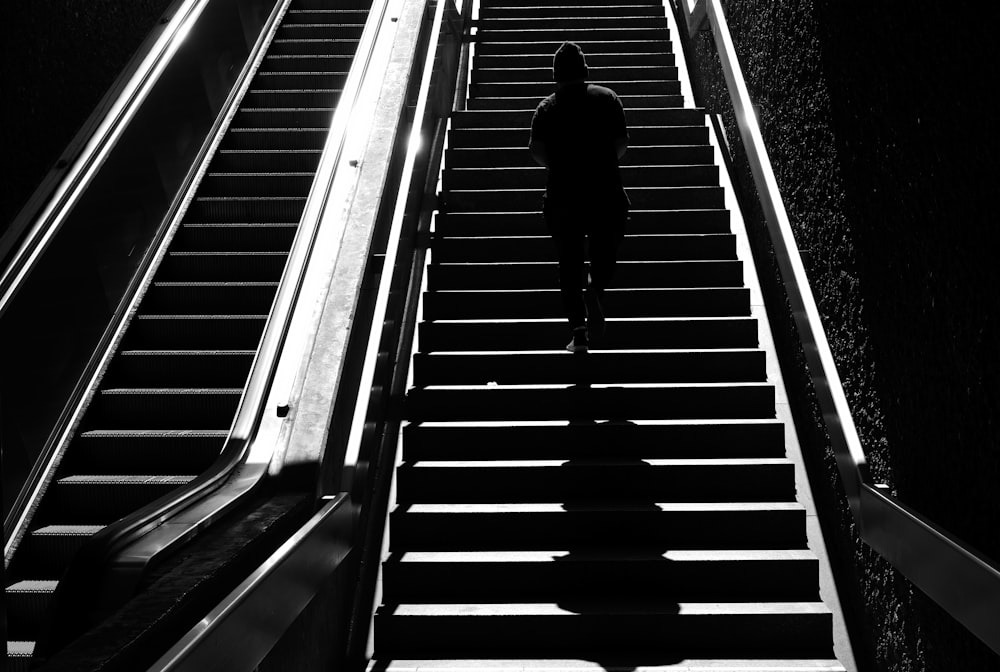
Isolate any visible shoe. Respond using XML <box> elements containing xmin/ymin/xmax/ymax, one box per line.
<box><xmin>585</xmin><ymin>288</ymin><xmax>606</xmax><ymax>341</ymax></box>
<box><xmin>566</xmin><ymin>326</ymin><xmax>589</xmax><ymax>353</ymax></box>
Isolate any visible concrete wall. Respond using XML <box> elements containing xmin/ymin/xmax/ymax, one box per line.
<box><xmin>1</xmin><ymin>0</ymin><xmax>175</xmax><ymax>232</ymax></box>
<box><xmin>685</xmin><ymin>1</ymin><xmax>998</xmax><ymax>669</ymax></box>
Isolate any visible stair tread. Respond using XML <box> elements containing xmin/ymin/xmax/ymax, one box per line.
<box><xmin>56</xmin><ymin>475</ymin><xmax>196</xmax><ymax>484</ymax></box>
<box><xmin>401</xmin><ymin>502</ymin><xmax>804</xmax><ymax>514</ymax></box>
<box><xmin>370</xmin><ymin>659</ymin><xmax>845</xmax><ymax>671</ymax></box>
<box><xmin>80</xmin><ymin>429</ymin><xmax>228</xmax><ymax>438</ymax></box>
<box><xmin>406</xmin><ymin>457</ymin><xmax>790</xmax><ymax>468</ymax></box>
<box><xmin>31</xmin><ymin>525</ymin><xmax>105</xmax><ymax>535</ymax></box>
<box><xmin>386</xmin><ymin>602</ymin><xmax>831</xmax><ymax>616</ymax></box>
<box><xmin>395</xmin><ymin>549</ymin><xmax>816</xmax><ymax>563</ymax></box>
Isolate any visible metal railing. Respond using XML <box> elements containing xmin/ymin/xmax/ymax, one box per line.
<box><xmin>676</xmin><ymin>0</ymin><xmax>999</xmax><ymax>654</ymax></box>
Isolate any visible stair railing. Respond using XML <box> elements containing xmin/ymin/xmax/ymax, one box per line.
<box><xmin>674</xmin><ymin>0</ymin><xmax>999</xmax><ymax>653</ymax></box>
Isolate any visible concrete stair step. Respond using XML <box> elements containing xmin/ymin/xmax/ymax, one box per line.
<box><xmin>390</xmin><ymin>501</ymin><xmax>806</xmax><ymax>551</ymax></box>
<box><xmin>477</xmin><ymin>16</ymin><xmax>668</xmax><ymax>29</ymax></box>
<box><xmin>406</xmin><ymin>382</ymin><xmax>774</xmax><ymax>421</ymax></box>
<box><xmin>427</xmin><ymin>260</ymin><xmax>743</xmax><ymax>291</ymax></box>
<box><xmin>417</xmin><ymin>317</ymin><xmax>759</xmax><ymax>351</ymax></box>
<box><xmin>445</xmin><ymin>145</ymin><xmax>713</xmax><ymax>168</ymax></box>
<box><xmin>402</xmin><ymin>419</ymin><xmax>786</xmax><ymax>460</ymax></box>
<box><xmin>368</xmin><ymin>658</ymin><xmax>846</xmax><ymax>672</ymax></box>
<box><xmin>421</xmin><ymin>287</ymin><xmax>750</xmax><ymax>320</ymax></box>
<box><xmin>434</xmin><ymin>209</ymin><xmax>729</xmax><ymax>236</ymax></box>
<box><xmin>451</xmin><ymin>107</ymin><xmax>700</xmax><ymax>128</ymax></box>
<box><xmin>480</xmin><ymin>5</ymin><xmax>665</xmax><ymax>18</ymax></box>
<box><xmin>442</xmin><ymin>186</ymin><xmax>723</xmax><ymax>211</ymax></box>
<box><xmin>466</xmin><ymin>94</ymin><xmax>685</xmax><ymax>110</ymax></box>
<box><xmin>471</xmin><ymin>64</ymin><xmax>677</xmax><ymax>83</ymax></box>
<box><xmin>411</xmin><ymin>349</ymin><xmax>766</xmax><ymax>385</ymax></box>
<box><xmin>432</xmin><ymin>233</ymin><xmax>734</xmax><ymax>262</ymax></box>
<box><xmin>384</xmin><ymin>549</ymin><xmax>818</xmax><ymax>602</ymax></box>
<box><xmin>397</xmin><ymin>457</ymin><xmax>794</xmax><ymax>503</ymax></box>
<box><xmin>442</xmin><ymin>165</ymin><xmax>718</xmax><ymax>189</ymax></box>
<box><xmin>375</xmin><ymin>598</ymin><xmax>833</xmax><ymax>658</ymax></box>
<box><xmin>476</xmin><ymin>27</ymin><xmax>669</xmax><ymax>42</ymax></box>
<box><xmin>470</xmin><ymin>80</ymin><xmax>679</xmax><ymax>98</ymax></box>
<box><xmin>448</xmin><ymin>126</ymin><xmax>703</xmax><ymax>148</ymax></box>
<box><xmin>475</xmin><ymin>52</ymin><xmax>675</xmax><ymax>68</ymax></box>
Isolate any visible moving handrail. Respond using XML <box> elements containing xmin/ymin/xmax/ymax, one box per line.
<box><xmin>676</xmin><ymin>0</ymin><xmax>999</xmax><ymax>653</ymax></box>
<box><xmin>148</xmin><ymin>0</ymin><xmax>465</xmax><ymax>665</ymax></box>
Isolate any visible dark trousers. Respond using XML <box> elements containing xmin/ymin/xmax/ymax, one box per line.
<box><xmin>550</xmin><ymin>221</ymin><xmax>624</xmax><ymax>329</ymax></box>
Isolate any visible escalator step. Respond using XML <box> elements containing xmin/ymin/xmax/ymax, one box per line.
<box><xmin>279</xmin><ymin>23</ymin><xmax>366</xmax><ymax>40</ymax></box>
<box><xmin>187</xmin><ymin>195</ymin><xmax>307</xmax><ymax>221</ymax></box>
<box><xmin>200</xmin><ymin>172</ymin><xmax>316</xmax><ymax>197</ymax></box>
<box><xmin>401</xmin><ymin>419</ymin><xmax>786</xmax><ymax>461</ymax></box>
<box><xmin>211</xmin><ymin>149</ymin><xmax>322</xmax><ymax>173</ymax></box>
<box><xmin>161</xmin><ymin>251</ymin><xmax>289</xmax><ymax>281</ymax></box>
<box><xmin>243</xmin><ymin>89</ymin><xmax>341</xmax><ymax>108</ymax></box>
<box><xmin>76</xmin><ymin>430</ymin><xmax>225</xmax><ymax>474</ymax></box>
<box><xmin>269</xmin><ymin>38</ymin><xmax>365</xmax><ymax>56</ymax></box>
<box><xmin>5</xmin><ymin>581</ymin><xmax>56</xmax><ymax>635</ymax></box>
<box><xmin>234</xmin><ymin>107</ymin><xmax>335</xmax><ymax>128</ymax></box>
<box><xmin>6</xmin><ymin>641</ymin><xmax>34</xmax><ymax>672</ymax></box>
<box><xmin>174</xmin><ymin>223</ymin><xmax>299</xmax><ymax>251</ymax></box>
<box><xmin>253</xmin><ymin>71</ymin><xmax>349</xmax><ymax>90</ymax></box>
<box><xmin>128</xmin><ymin>315</ymin><xmax>267</xmax><ymax>349</ymax></box>
<box><xmin>53</xmin><ymin>475</ymin><xmax>196</xmax><ymax>524</ymax></box>
<box><xmin>417</xmin><ymin>317</ymin><xmax>760</xmax><ymax>352</ymax></box>
<box><xmin>142</xmin><ymin>282</ymin><xmax>279</xmax><ymax>314</ymax></box>
<box><xmin>91</xmin><ymin>388</ymin><xmax>243</xmax><ymax>429</ymax></box>
<box><xmin>107</xmin><ymin>350</ymin><xmax>256</xmax><ymax>388</ymax></box>
<box><xmin>25</xmin><ymin>525</ymin><xmax>104</xmax><ymax>576</ymax></box>
<box><xmin>224</xmin><ymin>127</ymin><xmax>329</xmax><ymax>151</ymax></box>
<box><xmin>283</xmin><ymin>9</ymin><xmax>369</xmax><ymax>24</ymax></box>
<box><xmin>262</xmin><ymin>54</ymin><xmax>355</xmax><ymax>72</ymax></box>
<box><xmin>421</xmin><ymin>287</ymin><xmax>751</xmax><ymax>320</ymax></box>
<box><xmin>411</xmin><ymin>349</ymin><xmax>767</xmax><ymax>385</ymax></box>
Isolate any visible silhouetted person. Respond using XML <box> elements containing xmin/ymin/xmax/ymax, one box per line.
<box><xmin>529</xmin><ymin>42</ymin><xmax>629</xmax><ymax>353</ymax></box>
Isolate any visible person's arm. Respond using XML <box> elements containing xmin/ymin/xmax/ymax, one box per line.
<box><xmin>530</xmin><ymin>137</ymin><xmax>549</xmax><ymax>167</ymax></box>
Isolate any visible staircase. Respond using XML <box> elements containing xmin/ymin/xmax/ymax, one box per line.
<box><xmin>370</xmin><ymin>0</ymin><xmax>846</xmax><ymax>668</ymax></box>
<box><xmin>4</xmin><ymin>2</ymin><xmax>370</xmax><ymax>668</ymax></box>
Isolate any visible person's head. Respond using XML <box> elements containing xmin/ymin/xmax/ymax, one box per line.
<box><xmin>553</xmin><ymin>42</ymin><xmax>588</xmax><ymax>84</ymax></box>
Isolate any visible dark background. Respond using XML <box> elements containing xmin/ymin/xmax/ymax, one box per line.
<box><xmin>2</xmin><ymin>0</ymin><xmax>998</xmax><ymax>669</ymax></box>
<box><xmin>690</xmin><ymin>0</ymin><xmax>998</xmax><ymax>669</ymax></box>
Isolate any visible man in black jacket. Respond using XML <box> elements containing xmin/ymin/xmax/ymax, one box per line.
<box><xmin>529</xmin><ymin>42</ymin><xmax>630</xmax><ymax>353</ymax></box>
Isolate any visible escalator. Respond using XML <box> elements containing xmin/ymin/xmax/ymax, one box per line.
<box><xmin>4</xmin><ymin>1</ymin><xmax>371</xmax><ymax>667</ymax></box>
<box><xmin>368</xmin><ymin>0</ymin><xmax>849</xmax><ymax>667</ymax></box>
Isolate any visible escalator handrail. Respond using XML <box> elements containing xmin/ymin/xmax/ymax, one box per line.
<box><xmin>89</xmin><ymin>0</ymin><xmax>399</xmax><ymax>585</ymax></box>
<box><xmin>0</xmin><ymin>0</ymin><xmax>207</xmax><ymax>312</ymax></box>
<box><xmin>676</xmin><ymin>0</ymin><xmax>999</xmax><ymax>653</ymax></box>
